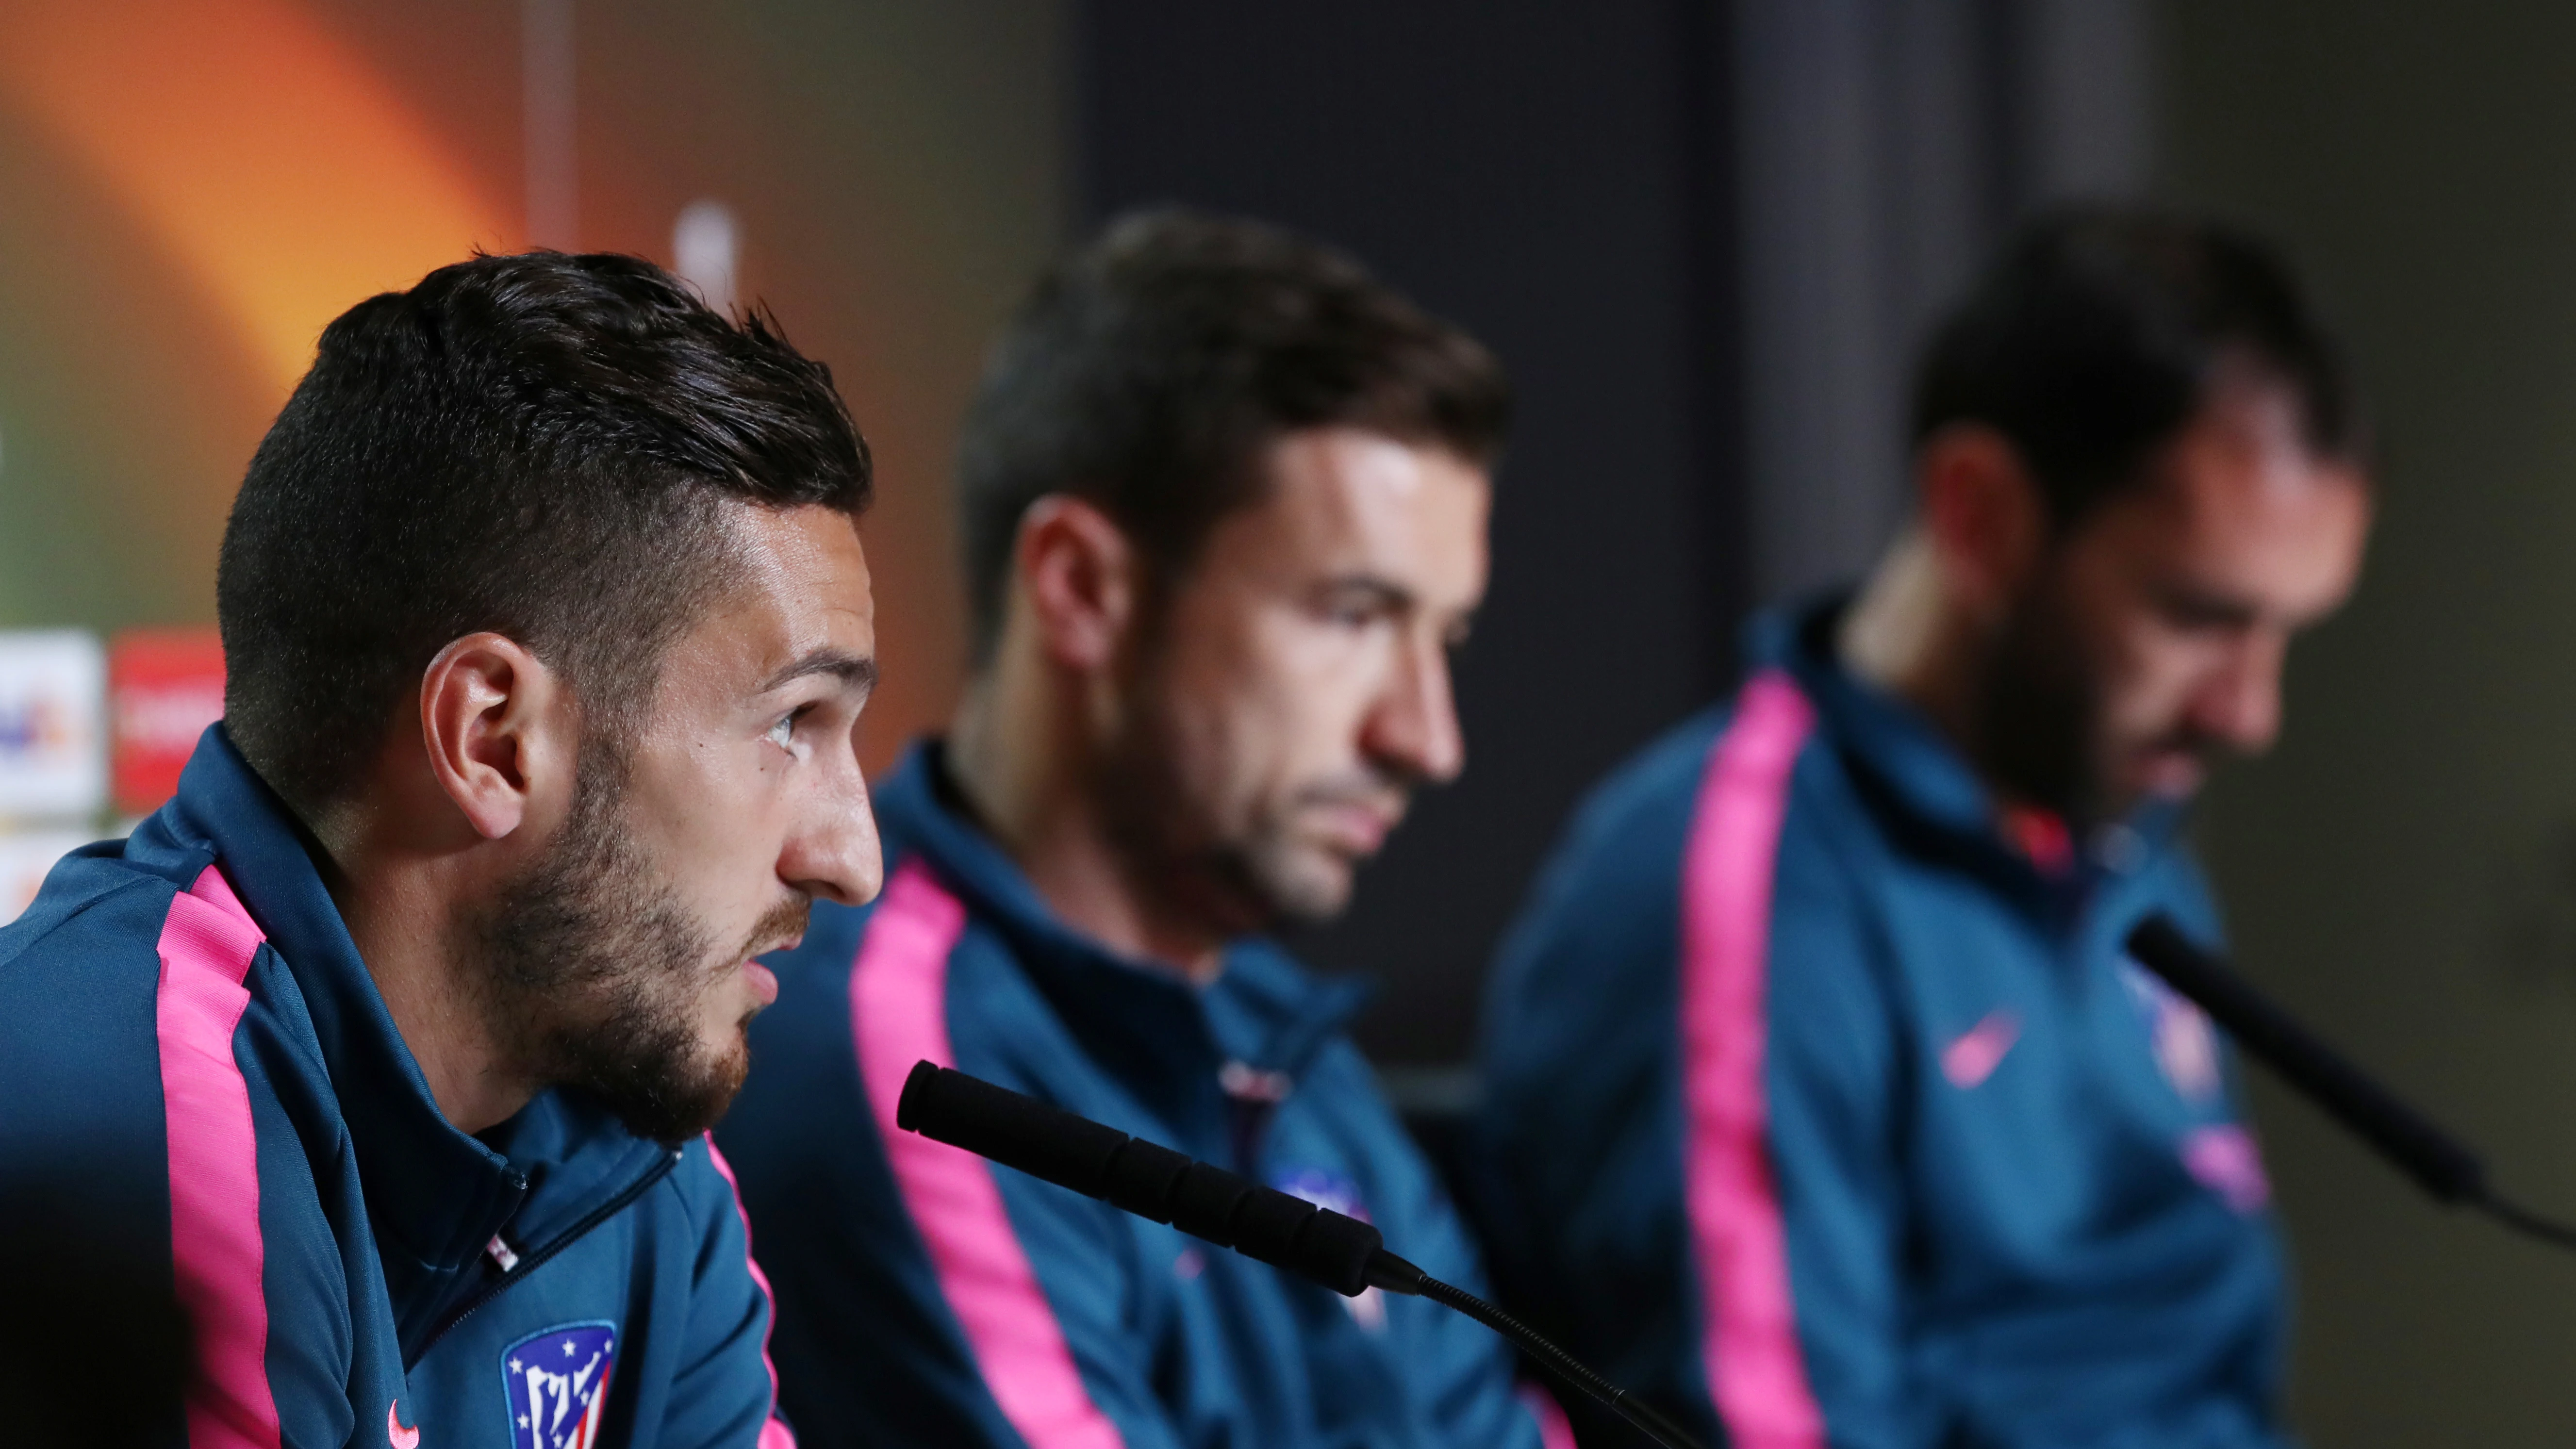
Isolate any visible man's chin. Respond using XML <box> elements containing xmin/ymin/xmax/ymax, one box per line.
<box><xmin>1255</xmin><ymin>850</ymin><xmax>1360</xmax><ymax>930</ymax></box>
<box><xmin>582</xmin><ymin>1035</ymin><xmax>750</xmax><ymax>1145</ymax></box>
<box><xmin>2131</xmin><ymin>752</ymin><xmax>2210</xmax><ymax>805</ymax></box>
<box><xmin>2086</xmin><ymin>761</ymin><xmax>2204</xmax><ymax>826</ymax></box>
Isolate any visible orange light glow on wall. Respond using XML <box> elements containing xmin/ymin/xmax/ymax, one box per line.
<box><xmin>0</xmin><ymin>0</ymin><xmax>513</xmax><ymax>399</ymax></box>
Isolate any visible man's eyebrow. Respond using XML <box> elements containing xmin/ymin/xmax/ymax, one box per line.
<box><xmin>1319</xmin><ymin>573</ymin><xmax>1417</xmax><ymax>609</ymax></box>
<box><xmin>2153</xmin><ymin>580</ymin><xmax>2261</xmax><ymax>628</ymax></box>
<box><xmin>756</xmin><ymin>648</ymin><xmax>878</xmax><ymax>694</ymax></box>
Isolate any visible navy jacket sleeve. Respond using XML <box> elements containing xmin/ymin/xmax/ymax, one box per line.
<box><xmin>664</xmin><ymin>1139</ymin><xmax>795</xmax><ymax>1449</ymax></box>
<box><xmin>1755</xmin><ymin>813</ymin><xmax>1931</xmax><ymax>1449</ymax></box>
<box><xmin>0</xmin><ymin>866</ymin><xmax>365</xmax><ymax>1449</ymax></box>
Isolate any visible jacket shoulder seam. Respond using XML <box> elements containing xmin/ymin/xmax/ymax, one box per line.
<box><xmin>0</xmin><ymin>873</ymin><xmax>173</xmax><ymax>975</ymax></box>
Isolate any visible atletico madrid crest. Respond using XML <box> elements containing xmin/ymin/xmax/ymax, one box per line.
<box><xmin>502</xmin><ymin>1321</ymin><xmax>618</xmax><ymax>1449</ymax></box>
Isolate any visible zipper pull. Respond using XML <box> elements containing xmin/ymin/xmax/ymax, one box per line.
<box><xmin>485</xmin><ymin>1233</ymin><xmax>520</xmax><ymax>1273</ymax></box>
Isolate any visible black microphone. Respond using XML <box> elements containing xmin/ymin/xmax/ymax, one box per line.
<box><xmin>2125</xmin><ymin>915</ymin><xmax>2576</xmax><ymax>1250</ymax></box>
<box><xmin>896</xmin><ymin>1060</ymin><xmax>1708</xmax><ymax>1449</ymax></box>
<box><xmin>2125</xmin><ymin>915</ymin><xmax>2484</xmax><ymax>1202</ymax></box>
<box><xmin>895</xmin><ymin>1058</ymin><xmax>1392</xmax><ymax>1292</ymax></box>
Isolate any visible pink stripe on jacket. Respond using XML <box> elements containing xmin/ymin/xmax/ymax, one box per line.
<box><xmin>157</xmin><ymin>864</ymin><xmax>284</xmax><ymax>1449</ymax></box>
<box><xmin>850</xmin><ymin>859</ymin><xmax>1126</xmax><ymax>1449</ymax></box>
<box><xmin>1678</xmin><ymin>670</ymin><xmax>1828</xmax><ymax>1449</ymax></box>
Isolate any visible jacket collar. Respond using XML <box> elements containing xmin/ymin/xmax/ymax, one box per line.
<box><xmin>873</xmin><ymin>739</ymin><xmax>1371</xmax><ymax>1092</ymax></box>
<box><xmin>155</xmin><ymin>728</ymin><xmax>665</xmax><ymax>1282</ymax></box>
<box><xmin>1748</xmin><ymin>593</ymin><xmax>2190</xmax><ymax>896</ymax></box>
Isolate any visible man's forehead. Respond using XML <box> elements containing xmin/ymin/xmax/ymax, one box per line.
<box><xmin>2159</xmin><ymin>379</ymin><xmax>2363</xmax><ymax>507</ymax></box>
<box><xmin>2096</xmin><ymin>409</ymin><xmax>2369</xmax><ymax>621</ymax></box>
<box><xmin>2089</xmin><ymin>388</ymin><xmax>2352</xmax><ymax>546</ymax></box>
<box><xmin>731</xmin><ymin>500</ymin><xmax>870</xmax><ymax>574</ymax></box>
<box><xmin>1240</xmin><ymin>429</ymin><xmax>1490</xmax><ymax>566</ymax></box>
<box><xmin>687</xmin><ymin>505</ymin><xmax>877</xmax><ymax>684</ymax></box>
<box><xmin>2157</xmin><ymin>438</ymin><xmax>2367</xmax><ymax>557</ymax></box>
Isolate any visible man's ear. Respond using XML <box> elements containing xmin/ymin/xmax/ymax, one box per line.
<box><xmin>417</xmin><ymin>633</ymin><xmax>571</xmax><ymax>841</ymax></box>
<box><xmin>1915</xmin><ymin>423</ymin><xmax>2049</xmax><ymax>621</ymax></box>
<box><xmin>1012</xmin><ymin>495</ymin><xmax>1140</xmax><ymax>673</ymax></box>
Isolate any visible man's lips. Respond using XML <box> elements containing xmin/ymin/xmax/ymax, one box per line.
<box><xmin>2124</xmin><ymin>742</ymin><xmax>2214</xmax><ymax>803</ymax></box>
<box><xmin>726</xmin><ymin>910</ymin><xmax>807</xmax><ymax>1011</ymax></box>
<box><xmin>1311</xmin><ymin>799</ymin><xmax>1402</xmax><ymax>856</ymax></box>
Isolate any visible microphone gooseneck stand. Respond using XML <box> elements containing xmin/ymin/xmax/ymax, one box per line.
<box><xmin>896</xmin><ymin>1060</ymin><xmax>1709</xmax><ymax>1449</ymax></box>
<box><xmin>2125</xmin><ymin>915</ymin><xmax>2576</xmax><ymax>1253</ymax></box>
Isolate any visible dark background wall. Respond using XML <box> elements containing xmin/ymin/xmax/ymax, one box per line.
<box><xmin>1077</xmin><ymin>0</ymin><xmax>1747</xmax><ymax>1070</ymax></box>
<box><xmin>2164</xmin><ymin>3</ymin><xmax>2576</xmax><ymax>1440</ymax></box>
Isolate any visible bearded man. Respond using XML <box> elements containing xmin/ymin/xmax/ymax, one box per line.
<box><xmin>1470</xmin><ymin>208</ymin><xmax>2375</xmax><ymax>1449</ymax></box>
<box><xmin>715</xmin><ymin>211</ymin><xmax>1557</xmax><ymax>1449</ymax></box>
<box><xmin>0</xmin><ymin>251</ymin><xmax>883</xmax><ymax>1447</ymax></box>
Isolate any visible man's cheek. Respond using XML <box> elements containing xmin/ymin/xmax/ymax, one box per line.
<box><xmin>1278</xmin><ymin>633</ymin><xmax>1387</xmax><ymax>742</ymax></box>
<box><xmin>2093</xmin><ymin>617</ymin><xmax>2179</xmax><ymax>710</ymax></box>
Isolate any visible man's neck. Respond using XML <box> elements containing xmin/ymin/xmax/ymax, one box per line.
<box><xmin>1838</xmin><ymin>530</ymin><xmax>1985</xmax><ymax>745</ymax></box>
<box><xmin>1840</xmin><ymin>529</ymin><xmax>2069</xmax><ymax>812</ymax></box>
<box><xmin>946</xmin><ymin>674</ymin><xmax>1227</xmax><ymax>986</ymax></box>
<box><xmin>313</xmin><ymin>804</ymin><xmax>539</xmax><ymax>1135</ymax></box>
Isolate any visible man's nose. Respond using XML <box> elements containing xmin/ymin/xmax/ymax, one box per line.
<box><xmin>2191</xmin><ymin>633</ymin><xmax>2286</xmax><ymax>755</ymax></box>
<box><xmin>781</xmin><ymin>762</ymin><xmax>884</xmax><ymax>907</ymax></box>
<box><xmin>1360</xmin><ymin>633</ymin><xmax>1467</xmax><ymax>786</ymax></box>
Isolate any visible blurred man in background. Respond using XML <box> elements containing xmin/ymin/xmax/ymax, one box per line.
<box><xmin>717</xmin><ymin>211</ymin><xmax>1558</xmax><ymax>1448</ymax></box>
<box><xmin>0</xmin><ymin>252</ymin><xmax>880</xmax><ymax>1446</ymax></box>
<box><xmin>1473</xmin><ymin>210</ymin><xmax>2372</xmax><ymax>1448</ymax></box>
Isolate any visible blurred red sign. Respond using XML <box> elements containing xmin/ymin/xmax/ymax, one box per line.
<box><xmin>111</xmin><ymin>628</ymin><xmax>225</xmax><ymax>817</ymax></box>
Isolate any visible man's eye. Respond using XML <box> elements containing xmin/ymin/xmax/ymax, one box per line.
<box><xmin>2160</xmin><ymin>601</ymin><xmax>2247</xmax><ymax>635</ymax></box>
<box><xmin>766</xmin><ymin>712</ymin><xmax>799</xmax><ymax>748</ymax></box>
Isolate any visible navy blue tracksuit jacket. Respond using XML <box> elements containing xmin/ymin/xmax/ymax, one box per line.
<box><xmin>0</xmin><ymin>728</ymin><xmax>792</xmax><ymax>1449</ymax></box>
<box><xmin>717</xmin><ymin>742</ymin><xmax>1553</xmax><ymax>1449</ymax></box>
<box><xmin>1471</xmin><ymin>600</ymin><xmax>2288</xmax><ymax>1449</ymax></box>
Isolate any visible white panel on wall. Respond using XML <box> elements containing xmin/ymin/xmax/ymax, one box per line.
<box><xmin>0</xmin><ymin>630</ymin><xmax>105</xmax><ymax>823</ymax></box>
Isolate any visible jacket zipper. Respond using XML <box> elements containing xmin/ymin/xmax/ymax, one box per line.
<box><xmin>1219</xmin><ymin>1059</ymin><xmax>1294</xmax><ymax>1173</ymax></box>
<box><xmin>410</xmin><ymin>1148</ymin><xmax>682</xmax><ymax>1365</ymax></box>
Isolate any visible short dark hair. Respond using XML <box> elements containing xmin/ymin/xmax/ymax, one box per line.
<box><xmin>955</xmin><ymin>208</ymin><xmax>1511</xmax><ymax>659</ymax></box>
<box><xmin>217</xmin><ymin>250</ymin><xmax>871</xmax><ymax>817</ymax></box>
<box><xmin>1912</xmin><ymin>205</ymin><xmax>2361</xmax><ymax>527</ymax></box>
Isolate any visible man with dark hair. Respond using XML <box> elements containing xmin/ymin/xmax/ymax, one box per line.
<box><xmin>0</xmin><ymin>251</ymin><xmax>883</xmax><ymax>1446</ymax></box>
<box><xmin>1472</xmin><ymin>208</ymin><xmax>2374</xmax><ymax>1448</ymax></box>
<box><xmin>717</xmin><ymin>210</ymin><xmax>1555</xmax><ymax>1448</ymax></box>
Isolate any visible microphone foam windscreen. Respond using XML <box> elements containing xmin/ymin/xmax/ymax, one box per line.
<box><xmin>897</xmin><ymin>1060</ymin><xmax>1126</xmax><ymax>1193</ymax></box>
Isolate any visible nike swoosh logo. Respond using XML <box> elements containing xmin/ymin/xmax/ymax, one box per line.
<box><xmin>1941</xmin><ymin>1010</ymin><xmax>2020</xmax><ymax>1088</ymax></box>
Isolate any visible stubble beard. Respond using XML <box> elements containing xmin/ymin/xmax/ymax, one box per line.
<box><xmin>1975</xmin><ymin>582</ymin><xmax>2102</xmax><ymax>825</ymax></box>
<box><xmin>1977</xmin><ymin>570</ymin><xmax>2234</xmax><ymax>827</ymax></box>
<box><xmin>468</xmin><ymin>751</ymin><xmax>792</xmax><ymax>1144</ymax></box>
<box><xmin>1092</xmin><ymin>683</ymin><xmax>1356</xmax><ymax>945</ymax></box>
